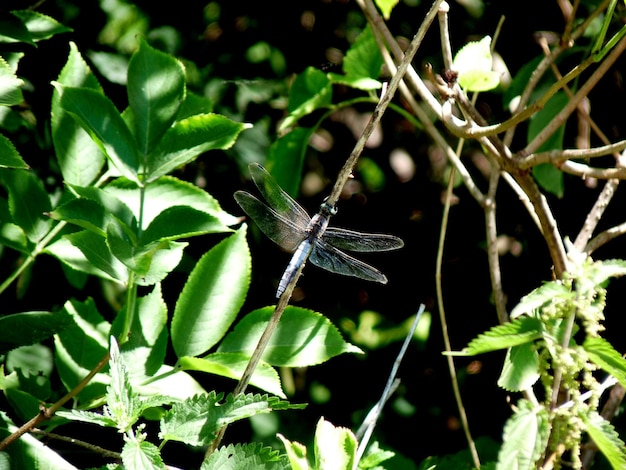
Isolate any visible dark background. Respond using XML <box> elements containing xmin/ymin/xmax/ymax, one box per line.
<box><xmin>2</xmin><ymin>0</ymin><xmax>626</xmax><ymax>467</ymax></box>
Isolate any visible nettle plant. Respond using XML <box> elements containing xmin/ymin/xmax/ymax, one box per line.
<box><xmin>0</xmin><ymin>13</ymin><xmax>374</xmax><ymax>470</ymax></box>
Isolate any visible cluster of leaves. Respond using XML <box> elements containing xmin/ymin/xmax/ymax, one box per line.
<box><xmin>0</xmin><ymin>9</ymin><xmax>374</xmax><ymax>469</ymax></box>
<box><xmin>451</xmin><ymin>243</ymin><xmax>626</xmax><ymax>468</ymax></box>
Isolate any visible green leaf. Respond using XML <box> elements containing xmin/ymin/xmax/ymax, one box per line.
<box><xmin>0</xmin><ymin>412</ymin><xmax>77</xmax><ymax>470</ymax></box>
<box><xmin>127</xmin><ymin>39</ymin><xmax>185</xmax><ymax>157</ymax></box>
<box><xmin>107</xmin><ymin>337</ymin><xmax>140</xmax><ymax>432</ymax></box>
<box><xmin>581</xmin><ymin>410</ymin><xmax>626</xmax><ymax>469</ymax></box>
<box><xmin>497</xmin><ymin>343</ymin><xmax>540</xmax><ymax>392</ymax></box>
<box><xmin>202</xmin><ymin>443</ymin><xmax>290</xmax><ymax>470</ymax></box>
<box><xmin>375</xmin><ymin>0</ymin><xmax>400</xmax><ymax>19</ymax></box>
<box><xmin>65</xmin><ymin>230</ymin><xmax>129</xmax><ymax>282</ymax></box>
<box><xmin>452</xmin><ymin>36</ymin><xmax>500</xmax><ymax>92</ymax></box>
<box><xmin>280</xmin><ymin>67</ymin><xmax>332</xmax><ymax>131</ymax></box>
<box><xmin>449</xmin><ymin>317</ymin><xmax>543</xmax><ymax>356</ymax></box>
<box><xmin>583</xmin><ymin>258</ymin><xmax>626</xmax><ymax>289</ymax></box>
<box><xmin>497</xmin><ymin>399</ymin><xmax>550</xmax><ymax>470</ymax></box>
<box><xmin>178</xmin><ymin>353</ymin><xmax>284</xmax><ymax>398</ymax></box>
<box><xmin>10</xmin><ymin>11</ymin><xmax>72</xmax><ymax>42</ymax></box>
<box><xmin>54</xmin><ymin>299</ymin><xmax>110</xmax><ymax>404</ymax></box>
<box><xmin>140</xmin><ymin>206</ymin><xmax>230</xmax><ymax>244</ymax></box>
<box><xmin>314</xmin><ymin>417</ymin><xmax>357</xmax><ymax>470</ymax></box>
<box><xmin>510</xmin><ymin>281</ymin><xmax>572</xmax><ymax>319</ymax></box>
<box><xmin>0</xmin><ymin>14</ymin><xmax>34</xmax><ymax>45</ymax></box>
<box><xmin>106</xmin><ymin>223</ymin><xmax>157</xmax><ymax>276</ymax></box>
<box><xmin>52</xmin><ymin>42</ymin><xmax>106</xmax><ymax>186</ymax></box>
<box><xmin>528</xmin><ymin>91</ymin><xmax>570</xmax><ymax>197</ymax></box>
<box><xmin>265</xmin><ymin>128</ymin><xmax>311</xmax><ymax>197</ymax></box>
<box><xmin>171</xmin><ymin>227</ymin><xmax>251</xmax><ymax>357</ymax></box>
<box><xmin>276</xmin><ymin>434</ymin><xmax>309</xmax><ymax>470</ymax></box>
<box><xmin>0</xmin><ymin>311</ymin><xmax>72</xmax><ymax>355</ymax></box>
<box><xmin>54</xmin><ymin>84</ymin><xmax>140</xmax><ymax>183</ymax></box>
<box><xmin>112</xmin><ymin>284</ymin><xmax>169</xmax><ymax>380</ymax></box>
<box><xmin>583</xmin><ymin>336</ymin><xmax>626</xmax><ymax>389</ymax></box>
<box><xmin>104</xmin><ymin>175</ymin><xmax>239</xmax><ymax>228</ymax></box>
<box><xmin>160</xmin><ymin>392</ymin><xmax>301</xmax><ymax>447</ymax></box>
<box><xmin>56</xmin><ymin>409</ymin><xmax>118</xmax><ymax>428</ymax></box>
<box><xmin>329</xmin><ymin>26</ymin><xmax>382</xmax><ymax>90</ymax></box>
<box><xmin>135</xmin><ymin>240</ymin><xmax>187</xmax><ymax>286</ymax></box>
<box><xmin>146</xmin><ymin>113</ymin><xmax>250</xmax><ymax>182</ymax></box>
<box><xmin>44</xmin><ymin>237</ymin><xmax>119</xmax><ymax>283</ymax></box>
<box><xmin>0</xmin><ymin>56</ymin><xmax>24</xmax><ymax>106</ymax></box>
<box><xmin>0</xmin><ymin>134</ymin><xmax>28</xmax><ymax>169</ymax></box>
<box><xmin>48</xmin><ymin>198</ymin><xmax>132</xmax><ymax>238</ymax></box>
<box><xmin>0</xmin><ymin>169</ymin><xmax>51</xmax><ymax>243</ymax></box>
<box><xmin>121</xmin><ymin>439</ymin><xmax>166</xmax><ymax>470</ymax></box>
<box><xmin>218</xmin><ymin>306</ymin><xmax>363</xmax><ymax>367</ymax></box>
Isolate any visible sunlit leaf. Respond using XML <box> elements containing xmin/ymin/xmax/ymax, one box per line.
<box><xmin>497</xmin><ymin>343</ymin><xmax>540</xmax><ymax>392</ymax></box>
<box><xmin>314</xmin><ymin>418</ymin><xmax>357</xmax><ymax>470</ymax></box>
<box><xmin>582</xmin><ymin>411</ymin><xmax>626</xmax><ymax>469</ymax></box>
<box><xmin>453</xmin><ymin>36</ymin><xmax>499</xmax><ymax>92</ymax></box>
<box><xmin>510</xmin><ymin>281</ymin><xmax>572</xmax><ymax>319</ymax></box>
<box><xmin>583</xmin><ymin>336</ymin><xmax>626</xmax><ymax>389</ymax></box>
<box><xmin>280</xmin><ymin>67</ymin><xmax>332</xmax><ymax>131</ymax></box>
<box><xmin>127</xmin><ymin>39</ymin><xmax>185</xmax><ymax>157</ymax></box>
<box><xmin>171</xmin><ymin>227</ymin><xmax>251</xmax><ymax>357</ymax></box>
<box><xmin>497</xmin><ymin>399</ymin><xmax>549</xmax><ymax>470</ymax></box>
<box><xmin>202</xmin><ymin>443</ymin><xmax>290</xmax><ymax>470</ymax></box>
<box><xmin>218</xmin><ymin>306</ymin><xmax>363</xmax><ymax>367</ymax></box>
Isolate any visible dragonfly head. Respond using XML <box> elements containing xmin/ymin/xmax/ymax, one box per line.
<box><xmin>320</xmin><ymin>198</ymin><xmax>338</xmax><ymax>216</ymax></box>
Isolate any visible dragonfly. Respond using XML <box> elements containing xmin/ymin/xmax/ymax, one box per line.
<box><xmin>234</xmin><ymin>163</ymin><xmax>404</xmax><ymax>298</ymax></box>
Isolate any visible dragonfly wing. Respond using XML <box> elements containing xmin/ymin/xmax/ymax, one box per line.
<box><xmin>234</xmin><ymin>190</ymin><xmax>305</xmax><ymax>251</ymax></box>
<box><xmin>248</xmin><ymin>163</ymin><xmax>311</xmax><ymax>228</ymax></box>
<box><xmin>323</xmin><ymin>227</ymin><xmax>404</xmax><ymax>252</ymax></box>
<box><xmin>309</xmin><ymin>239</ymin><xmax>388</xmax><ymax>284</ymax></box>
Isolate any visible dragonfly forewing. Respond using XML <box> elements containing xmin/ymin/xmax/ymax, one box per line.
<box><xmin>234</xmin><ymin>190</ymin><xmax>306</xmax><ymax>251</ymax></box>
<box><xmin>309</xmin><ymin>239</ymin><xmax>388</xmax><ymax>284</ymax></box>
<box><xmin>248</xmin><ymin>163</ymin><xmax>310</xmax><ymax>227</ymax></box>
<box><xmin>323</xmin><ymin>227</ymin><xmax>404</xmax><ymax>252</ymax></box>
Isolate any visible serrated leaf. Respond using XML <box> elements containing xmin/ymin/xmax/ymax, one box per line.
<box><xmin>107</xmin><ymin>338</ymin><xmax>141</xmax><ymax>432</ymax></box>
<box><xmin>104</xmin><ymin>175</ymin><xmax>239</xmax><ymax>228</ymax></box>
<box><xmin>218</xmin><ymin>306</ymin><xmax>363</xmax><ymax>367</ymax></box>
<box><xmin>160</xmin><ymin>392</ymin><xmax>301</xmax><ymax>447</ymax></box>
<box><xmin>139</xmin><ymin>205</ymin><xmax>230</xmax><ymax>244</ymax></box>
<box><xmin>280</xmin><ymin>67</ymin><xmax>332</xmax><ymax>131</ymax></box>
<box><xmin>0</xmin><ymin>311</ymin><xmax>72</xmax><ymax>355</ymax></box>
<box><xmin>583</xmin><ymin>336</ymin><xmax>626</xmax><ymax>388</ymax></box>
<box><xmin>171</xmin><ymin>227</ymin><xmax>251</xmax><ymax>357</ymax></box>
<box><xmin>453</xmin><ymin>36</ymin><xmax>500</xmax><ymax>92</ymax></box>
<box><xmin>52</xmin><ymin>42</ymin><xmax>106</xmax><ymax>186</ymax></box>
<box><xmin>54</xmin><ymin>84</ymin><xmax>140</xmax><ymax>183</ymax></box>
<box><xmin>48</xmin><ymin>198</ymin><xmax>131</xmax><ymax>238</ymax></box>
<box><xmin>497</xmin><ymin>343</ymin><xmax>540</xmax><ymax>392</ymax></box>
<box><xmin>448</xmin><ymin>317</ymin><xmax>543</xmax><ymax>356</ymax></box>
<box><xmin>128</xmin><ymin>39</ymin><xmax>185</xmax><ymax>157</ymax></box>
<box><xmin>178</xmin><ymin>353</ymin><xmax>284</xmax><ymax>398</ymax></box>
<box><xmin>121</xmin><ymin>439</ymin><xmax>166</xmax><ymax>470</ymax></box>
<box><xmin>65</xmin><ymin>230</ymin><xmax>128</xmax><ymax>282</ymax></box>
<box><xmin>0</xmin><ymin>56</ymin><xmax>23</xmax><ymax>106</ymax></box>
<box><xmin>510</xmin><ymin>281</ymin><xmax>571</xmax><ymax>319</ymax></box>
<box><xmin>146</xmin><ymin>113</ymin><xmax>250</xmax><ymax>182</ymax></box>
<box><xmin>202</xmin><ymin>442</ymin><xmax>290</xmax><ymax>470</ymax></box>
<box><xmin>0</xmin><ymin>14</ymin><xmax>34</xmax><ymax>45</ymax></box>
<box><xmin>54</xmin><ymin>299</ymin><xmax>110</xmax><ymax>404</ymax></box>
<box><xmin>112</xmin><ymin>284</ymin><xmax>169</xmax><ymax>380</ymax></box>
<box><xmin>582</xmin><ymin>411</ymin><xmax>626</xmax><ymax>469</ymax></box>
<box><xmin>55</xmin><ymin>409</ymin><xmax>118</xmax><ymax>428</ymax></box>
<box><xmin>0</xmin><ymin>169</ymin><xmax>51</xmax><ymax>243</ymax></box>
<box><xmin>497</xmin><ymin>399</ymin><xmax>549</xmax><ymax>470</ymax></box>
<box><xmin>11</xmin><ymin>10</ymin><xmax>72</xmax><ymax>42</ymax></box>
<box><xmin>44</xmin><ymin>237</ymin><xmax>120</xmax><ymax>282</ymax></box>
<box><xmin>314</xmin><ymin>417</ymin><xmax>357</xmax><ymax>470</ymax></box>
<box><xmin>0</xmin><ymin>134</ymin><xmax>27</xmax><ymax>169</ymax></box>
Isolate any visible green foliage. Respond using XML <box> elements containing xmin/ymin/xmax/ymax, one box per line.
<box><xmin>452</xmin><ymin>36</ymin><xmax>500</xmax><ymax>92</ymax></box>
<box><xmin>0</xmin><ymin>10</ymin><xmax>365</xmax><ymax>467</ymax></box>
<box><xmin>455</xmin><ymin>250</ymin><xmax>626</xmax><ymax>468</ymax></box>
